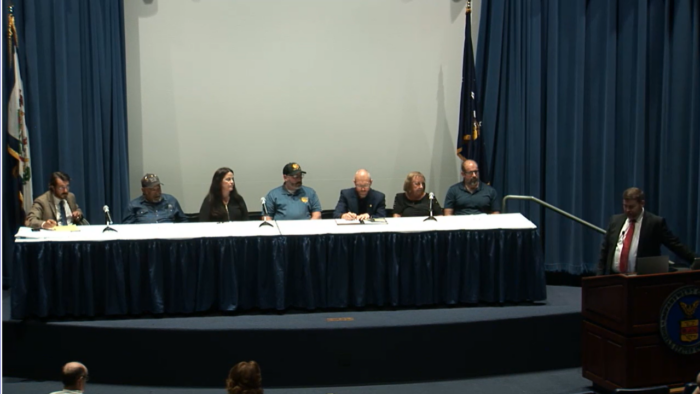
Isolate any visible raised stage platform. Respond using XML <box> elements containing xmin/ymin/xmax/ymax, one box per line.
<box><xmin>2</xmin><ymin>285</ymin><xmax>582</xmax><ymax>388</ymax></box>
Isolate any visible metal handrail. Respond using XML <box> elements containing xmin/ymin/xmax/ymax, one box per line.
<box><xmin>502</xmin><ymin>195</ymin><xmax>605</xmax><ymax>235</ymax></box>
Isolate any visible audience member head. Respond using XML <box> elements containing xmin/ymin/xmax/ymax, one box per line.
<box><xmin>353</xmin><ymin>169</ymin><xmax>372</xmax><ymax>199</ymax></box>
<box><xmin>403</xmin><ymin>171</ymin><xmax>426</xmax><ymax>200</ymax></box>
<box><xmin>282</xmin><ymin>162</ymin><xmax>305</xmax><ymax>192</ymax></box>
<box><xmin>141</xmin><ymin>173</ymin><xmax>163</xmax><ymax>203</ymax></box>
<box><xmin>694</xmin><ymin>372</ymin><xmax>700</xmax><ymax>394</ymax></box>
<box><xmin>49</xmin><ymin>171</ymin><xmax>71</xmax><ymax>200</ymax></box>
<box><xmin>621</xmin><ymin>187</ymin><xmax>645</xmax><ymax>220</ymax></box>
<box><xmin>61</xmin><ymin>361</ymin><xmax>88</xmax><ymax>391</ymax></box>
<box><xmin>226</xmin><ymin>361</ymin><xmax>263</xmax><ymax>394</ymax></box>
<box><xmin>461</xmin><ymin>160</ymin><xmax>480</xmax><ymax>189</ymax></box>
<box><xmin>209</xmin><ymin>167</ymin><xmax>237</xmax><ymax>201</ymax></box>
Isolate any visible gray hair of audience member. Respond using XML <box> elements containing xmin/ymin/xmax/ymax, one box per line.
<box><xmin>622</xmin><ymin>187</ymin><xmax>645</xmax><ymax>203</ymax></box>
<box><xmin>402</xmin><ymin>171</ymin><xmax>426</xmax><ymax>193</ymax></box>
<box><xmin>61</xmin><ymin>362</ymin><xmax>88</xmax><ymax>389</ymax></box>
<box><xmin>226</xmin><ymin>361</ymin><xmax>263</xmax><ymax>394</ymax></box>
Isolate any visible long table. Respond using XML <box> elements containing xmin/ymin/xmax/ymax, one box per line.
<box><xmin>12</xmin><ymin>214</ymin><xmax>546</xmax><ymax>319</ymax></box>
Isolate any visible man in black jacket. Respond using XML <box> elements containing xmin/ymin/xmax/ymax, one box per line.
<box><xmin>597</xmin><ymin>187</ymin><xmax>697</xmax><ymax>275</ymax></box>
<box><xmin>333</xmin><ymin>169</ymin><xmax>387</xmax><ymax>220</ymax></box>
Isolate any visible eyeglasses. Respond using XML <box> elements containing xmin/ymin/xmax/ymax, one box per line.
<box><xmin>463</xmin><ymin>170</ymin><xmax>479</xmax><ymax>176</ymax></box>
<box><xmin>412</xmin><ymin>182</ymin><xmax>425</xmax><ymax>186</ymax></box>
<box><xmin>287</xmin><ymin>173</ymin><xmax>304</xmax><ymax>179</ymax></box>
<box><xmin>82</xmin><ymin>374</ymin><xmax>89</xmax><ymax>382</ymax></box>
<box><xmin>355</xmin><ymin>183</ymin><xmax>370</xmax><ymax>189</ymax></box>
<box><xmin>55</xmin><ymin>184</ymin><xmax>70</xmax><ymax>191</ymax></box>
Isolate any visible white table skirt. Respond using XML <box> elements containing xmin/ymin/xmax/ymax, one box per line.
<box><xmin>15</xmin><ymin>213</ymin><xmax>536</xmax><ymax>243</ymax></box>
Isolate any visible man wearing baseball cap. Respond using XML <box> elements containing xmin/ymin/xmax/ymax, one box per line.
<box><xmin>122</xmin><ymin>173</ymin><xmax>188</xmax><ymax>224</ymax></box>
<box><xmin>264</xmin><ymin>162</ymin><xmax>322</xmax><ymax>220</ymax></box>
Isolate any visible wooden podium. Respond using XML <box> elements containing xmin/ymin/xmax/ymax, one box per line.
<box><xmin>582</xmin><ymin>270</ymin><xmax>700</xmax><ymax>390</ymax></box>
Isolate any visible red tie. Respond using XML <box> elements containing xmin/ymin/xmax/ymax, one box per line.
<box><xmin>619</xmin><ymin>219</ymin><xmax>636</xmax><ymax>273</ymax></box>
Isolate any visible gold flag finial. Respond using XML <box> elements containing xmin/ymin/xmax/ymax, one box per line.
<box><xmin>466</xmin><ymin>0</ymin><xmax>472</xmax><ymax>14</ymax></box>
<box><xmin>8</xmin><ymin>4</ymin><xmax>18</xmax><ymax>62</ymax></box>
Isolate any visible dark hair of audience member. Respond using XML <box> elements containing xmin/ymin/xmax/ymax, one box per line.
<box><xmin>207</xmin><ymin>167</ymin><xmax>246</xmax><ymax>220</ymax></box>
<box><xmin>622</xmin><ymin>187</ymin><xmax>645</xmax><ymax>203</ymax></box>
<box><xmin>49</xmin><ymin>171</ymin><xmax>71</xmax><ymax>188</ymax></box>
<box><xmin>226</xmin><ymin>361</ymin><xmax>262</xmax><ymax>394</ymax></box>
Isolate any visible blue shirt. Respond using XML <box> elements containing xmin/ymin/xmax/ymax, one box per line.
<box><xmin>443</xmin><ymin>182</ymin><xmax>501</xmax><ymax>215</ymax></box>
<box><xmin>265</xmin><ymin>185</ymin><xmax>322</xmax><ymax>220</ymax></box>
<box><xmin>122</xmin><ymin>194</ymin><xmax>188</xmax><ymax>224</ymax></box>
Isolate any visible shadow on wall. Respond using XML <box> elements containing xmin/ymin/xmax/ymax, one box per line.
<box><xmin>124</xmin><ymin>0</ymin><xmax>159</xmax><ymax>193</ymax></box>
<box><xmin>451</xmin><ymin>0</ymin><xmax>468</xmax><ymax>23</ymax></box>
<box><xmin>430</xmin><ymin>67</ymin><xmax>460</xmax><ymax>202</ymax></box>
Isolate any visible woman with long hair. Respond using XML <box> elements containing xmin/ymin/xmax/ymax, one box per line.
<box><xmin>199</xmin><ymin>167</ymin><xmax>248</xmax><ymax>222</ymax></box>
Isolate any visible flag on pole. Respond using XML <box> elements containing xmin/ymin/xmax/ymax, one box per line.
<box><xmin>456</xmin><ymin>1</ymin><xmax>489</xmax><ymax>183</ymax></box>
<box><xmin>7</xmin><ymin>11</ymin><xmax>34</xmax><ymax>217</ymax></box>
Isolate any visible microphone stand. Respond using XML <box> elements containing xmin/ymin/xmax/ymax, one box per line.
<box><xmin>423</xmin><ymin>193</ymin><xmax>437</xmax><ymax>222</ymax></box>
<box><xmin>103</xmin><ymin>212</ymin><xmax>117</xmax><ymax>233</ymax></box>
<box><xmin>259</xmin><ymin>199</ymin><xmax>274</xmax><ymax>228</ymax></box>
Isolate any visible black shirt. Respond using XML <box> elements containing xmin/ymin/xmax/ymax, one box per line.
<box><xmin>198</xmin><ymin>196</ymin><xmax>248</xmax><ymax>222</ymax></box>
<box><xmin>392</xmin><ymin>193</ymin><xmax>442</xmax><ymax>217</ymax></box>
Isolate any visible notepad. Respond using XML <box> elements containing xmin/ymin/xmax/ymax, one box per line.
<box><xmin>54</xmin><ymin>225</ymin><xmax>79</xmax><ymax>232</ymax></box>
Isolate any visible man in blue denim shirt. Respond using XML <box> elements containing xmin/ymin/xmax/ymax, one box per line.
<box><xmin>122</xmin><ymin>173</ymin><xmax>188</xmax><ymax>224</ymax></box>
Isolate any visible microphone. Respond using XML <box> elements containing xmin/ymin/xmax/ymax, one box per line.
<box><xmin>261</xmin><ymin>197</ymin><xmax>270</xmax><ymax>217</ymax></box>
<box><xmin>103</xmin><ymin>205</ymin><xmax>114</xmax><ymax>225</ymax></box>
<box><xmin>259</xmin><ymin>197</ymin><xmax>273</xmax><ymax>227</ymax></box>
<box><xmin>424</xmin><ymin>192</ymin><xmax>437</xmax><ymax>222</ymax></box>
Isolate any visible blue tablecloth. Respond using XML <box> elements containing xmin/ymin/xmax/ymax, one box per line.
<box><xmin>12</xmin><ymin>229</ymin><xmax>545</xmax><ymax>319</ymax></box>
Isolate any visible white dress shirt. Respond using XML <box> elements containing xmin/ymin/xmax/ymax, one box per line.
<box><xmin>54</xmin><ymin>199</ymin><xmax>74</xmax><ymax>226</ymax></box>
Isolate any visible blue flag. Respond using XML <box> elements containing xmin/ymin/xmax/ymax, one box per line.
<box><xmin>456</xmin><ymin>3</ymin><xmax>489</xmax><ymax>183</ymax></box>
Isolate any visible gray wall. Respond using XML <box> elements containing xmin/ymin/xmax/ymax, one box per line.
<box><xmin>124</xmin><ymin>0</ymin><xmax>479</xmax><ymax>214</ymax></box>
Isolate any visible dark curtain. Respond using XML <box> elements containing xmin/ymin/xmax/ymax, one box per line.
<box><xmin>476</xmin><ymin>0</ymin><xmax>700</xmax><ymax>274</ymax></box>
<box><xmin>1</xmin><ymin>0</ymin><xmax>130</xmax><ymax>283</ymax></box>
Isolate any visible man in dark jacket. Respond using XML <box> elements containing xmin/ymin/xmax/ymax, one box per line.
<box><xmin>597</xmin><ymin>187</ymin><xmax>697</xmax><ymax>275</ymax></box>
<box><xmin>333</xmin><ymin>169</ymin><xmax>386</xmax><ymax>220</ymax></box>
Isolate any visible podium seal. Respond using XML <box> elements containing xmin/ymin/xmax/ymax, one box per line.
<box><xmin>659</xmin><ymin>285</ymin><xmax>700</xmax><ymax>355</ymax></box>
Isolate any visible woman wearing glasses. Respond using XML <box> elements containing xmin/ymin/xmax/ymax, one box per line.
<box><xmin>392</xmin><ymin>171</ymin><xmax>442</xmax><ymax>217</ymax></box>
<box><xmin>198</xmin><ymin>167</ymin><xmax>249</xmax><ymax>222</ymax></box>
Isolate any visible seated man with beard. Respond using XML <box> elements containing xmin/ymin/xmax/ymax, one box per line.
<box><xmin>443</xmin><ymin>160</ymin><xmax>500</xmax><ymax>215</ymax></box>
<box><xmin>122</xmin><ymin>173</ymin><xmax>188</xmax><ymax>224</ymax></box>
<box><xmin>264</xmin><ymin>162</ymin><xmax>322</xmax><ymax>220</ymax></box>
<box><xmin>25</xmin><ymin>171</ymin><xmax>89</xmax><ymax>229</ymax></box>
<box><xmin>333</xmin><ymin>169</ymin><xmax>386</xmax><ymax>220</ymax></box>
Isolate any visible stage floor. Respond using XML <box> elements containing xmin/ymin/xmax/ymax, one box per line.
<box><xmin>3</xmin><ymin>285</ymin><xmax>578</xmax><ymax>327</ymax></box>
<box><xmin>2</xmin><ymin>286</ymin><xmax>583</xmax><ymax>388</ymax></box>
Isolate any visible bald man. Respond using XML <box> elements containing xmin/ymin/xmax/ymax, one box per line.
<box><xmin>333</xmin><ymin>169</ymin><xmax>387</xmax><ymax>220</ymax></box>
<box><xmin>444</xmin><ymin>160</ymin><xmax>500</xmax><ymax>215</ymax></box>
<box><xmin>51</xmin><ymin>362</ymin><xmax>88</xmax><ymax>394</ymax></box>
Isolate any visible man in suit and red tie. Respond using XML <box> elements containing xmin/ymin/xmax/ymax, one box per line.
<box><xmin>333</xmin><ymin>169</ymin><xmax>387</xmax><ymax>221</ymax></box>
<box><xmin>597</xmin><ymin>187</ymin><xmax>697</xmax><ymax>275</ymax></box>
